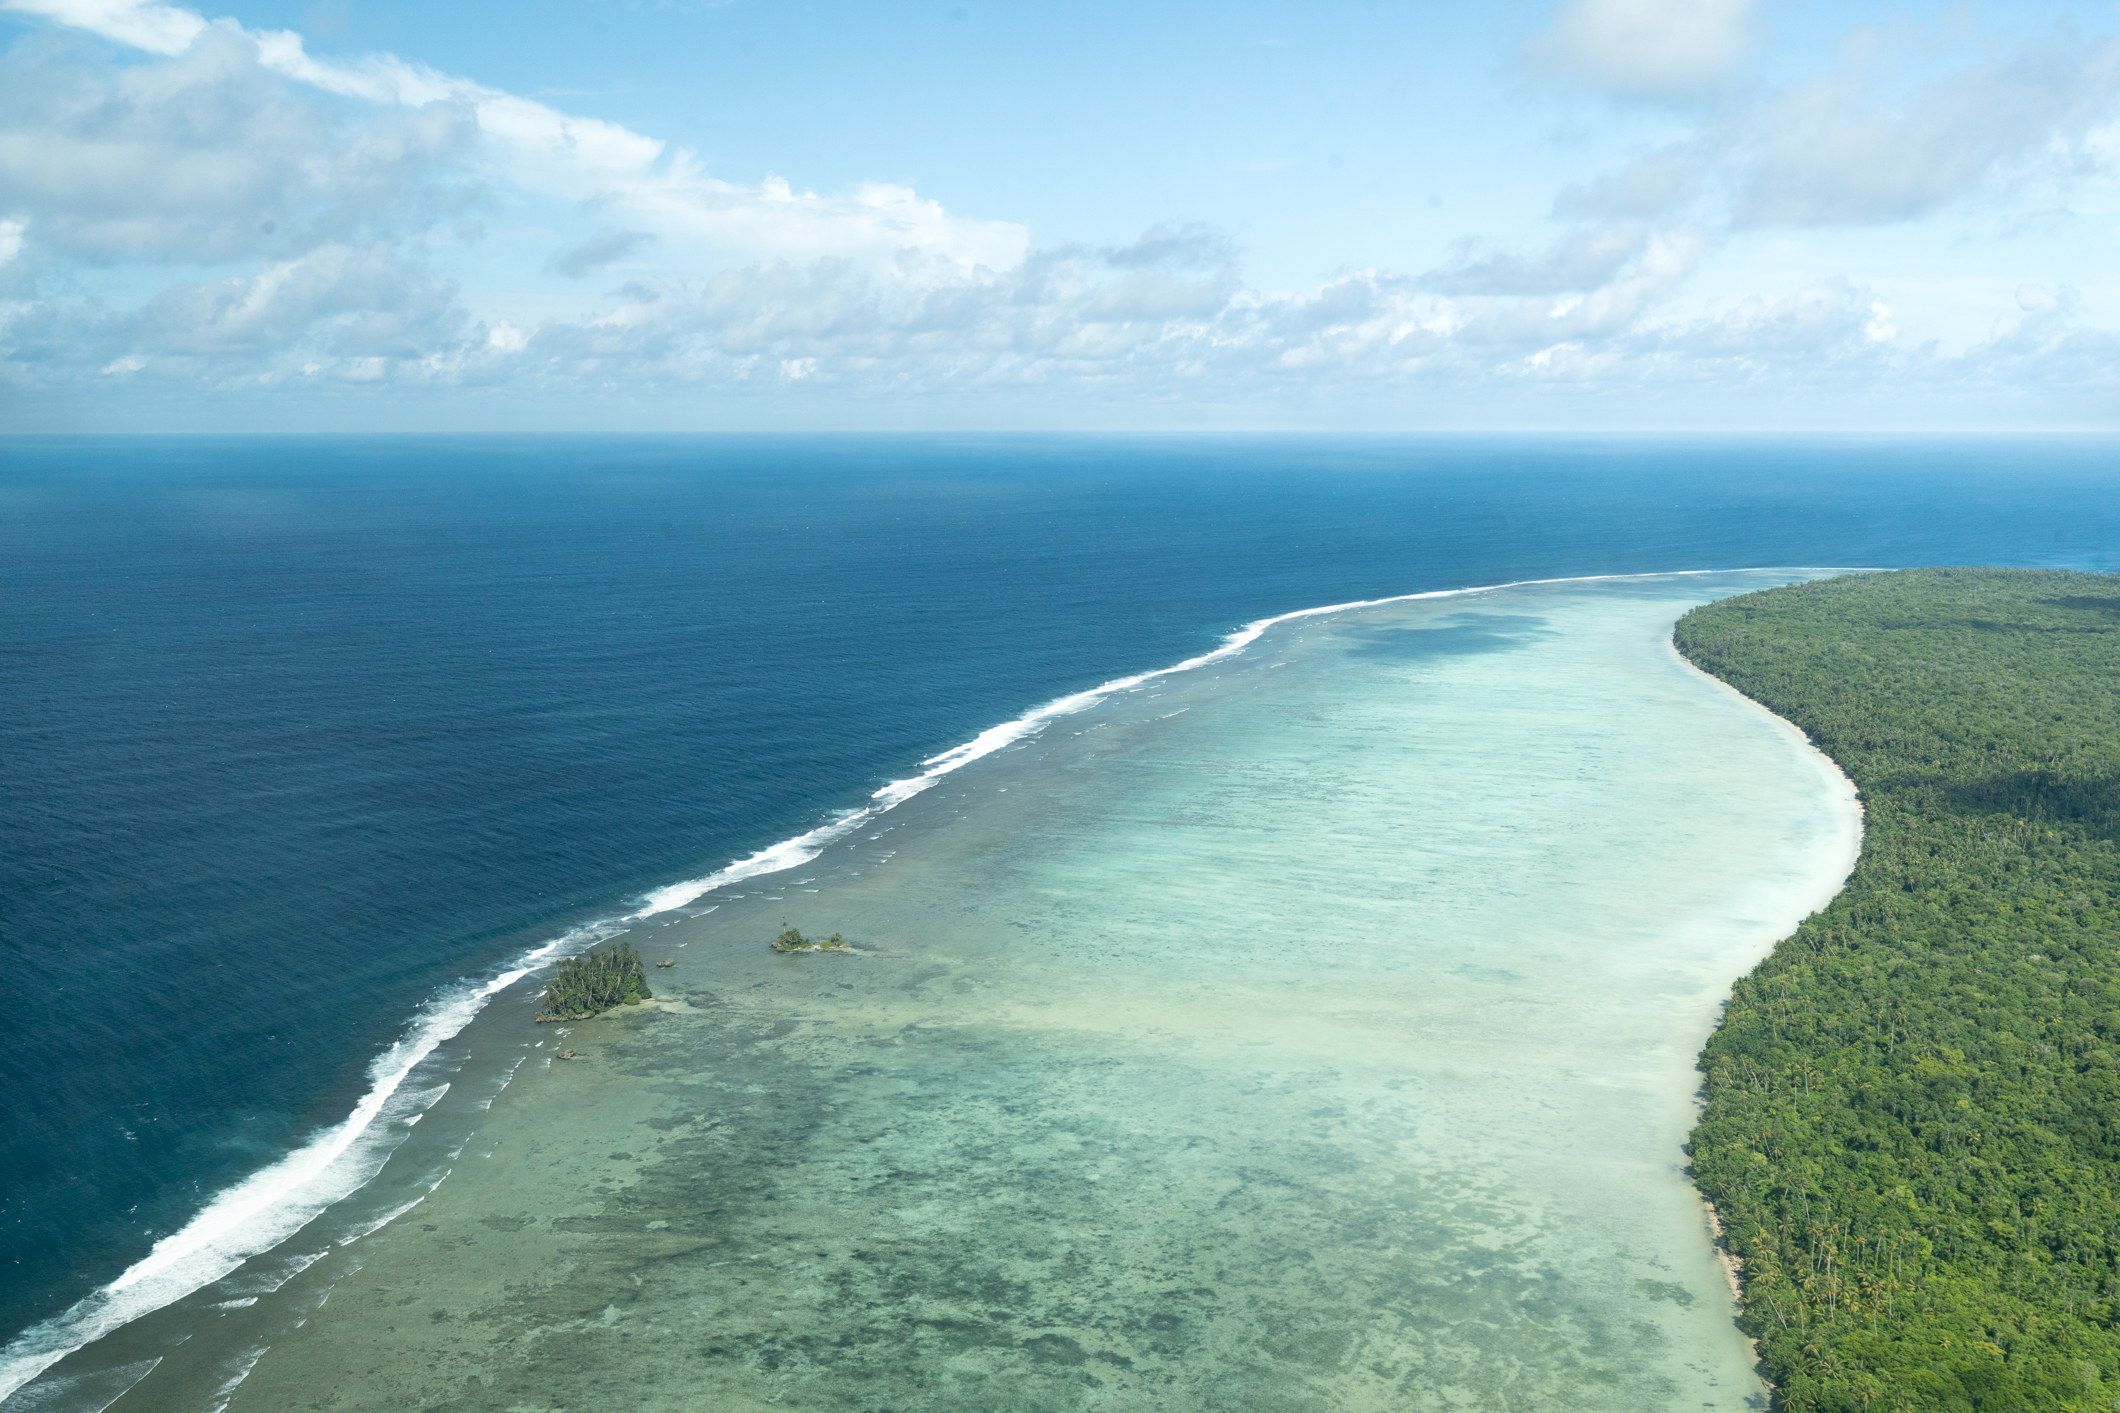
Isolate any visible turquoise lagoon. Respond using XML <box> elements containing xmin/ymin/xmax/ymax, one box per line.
<box><xmin>97</xmin><ymin>572</ymin><xmax>1856</xmax><ymax>1412</ymax></box>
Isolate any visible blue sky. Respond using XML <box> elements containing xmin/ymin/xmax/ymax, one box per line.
<box><xmin>1</xmin><ymin>0</ymin><xmax>2116</xmax><ymax>430</ymax></box>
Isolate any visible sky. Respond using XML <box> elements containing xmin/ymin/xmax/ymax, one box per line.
<box><xmin>0</xmin><ymin>0</ymin><xmax>2116</xmax><ymax>431</ymax></box>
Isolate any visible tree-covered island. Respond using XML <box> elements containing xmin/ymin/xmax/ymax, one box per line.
<box><xmin>772</xmin><ymin>927</ymin><xmax>849</xmax><ymax>952</ymax></box>
<box><xmin>536</xmin><ymin>941</ymin><xmax>653</xmax><ymax>1021</ymax></box>
<box><xmin>1677</xmin><ymin>568</ymin><xmax>2120</xmax><ymax>1412</ymax></box>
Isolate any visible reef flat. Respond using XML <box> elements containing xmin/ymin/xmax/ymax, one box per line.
<box><xmin>183</xmin><ymin>572</ymin><xmax>1855</xmax><ymax>1413</ymax></box>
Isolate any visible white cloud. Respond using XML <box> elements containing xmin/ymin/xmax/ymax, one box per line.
<box><xmin>2017</xmin><ymin>283</ymin><xmax>2060</xmax><ymax>314</ymax></box>
<box><xmin>0</xmin><ymin>0</ymin><xmax>2114</xmax><ymax>424</ymax></box>
<box><xmin>0</xmin><ymin>0</ymin><xmax>1028</xmax><ymax>272</ymax></box>
<box><xmin>1957</xmin><ymin>284</ymin><xmax>2118</xmax><ymax>397</ymax></box>
<box><xmin>0</xmin><ymin>225</ymin><xmax>1712</xmax><ymax>395</ymax></box>
<box><xmin>1537</xmin><ymin>25</ymin><xmax>2120</xmax><ymax>235</ymax></box>
<box><xmin>1551</xmin><ymin>146</ymin><xmax>1702</xmax><ymax>220</ymax></box>
<box><xmin>1532</xmin><ymin>0</ymin><xmax>1755</xmax><ymax>102</ymax></box>
<box><xmin>546</xmin><ymin>229</ymin><xmax>655</xmax><ymax>279</ymax></box>
<box><xmin>1444</xmin><ymin>229</ymin><xmax>1713</xmax><ymax>346</ymax></box>
<box><xmin>3</xmin><ymin>0</ymin><xmax>203</xmax><ymax>55</ymax></box>
<box><xmin>0</xmin><ymin>28</ymin><xmax>481</xmax><ymax>269</ymax></box>
<box><xmin>3</xmin><ymin>227</ymin><xmax>2107</xmax><ymax>419</ymax></box>
<box><xmin>1</xmin><ymin>240</ymin><xmax>463</xmax><ymax>382</ymax></box>
<box><xmin>1734</xmin><ymin>36</ymin><xmax>2120</xmax><ymax>227</ymax></box>
<box><xmin>1421</xmin><ymin>224</ymin><xmax>1661</xmax><ymax>296</ymax></box>
<box><xmin>1656</xmin><ymin>279</ymin><xmax>1891</xmax><ymax>361</ymax></box>
<box><xmin>1098</xmin><ymin>222</ymin><xmax>1239</xmax><ymax>271</ymax></box>
<box><xmin>283</xmin><ymin>23</ymin><xmax>1026</xmax><ymax>272</ymax></box>
<box><xmin>130</xmin><ymin>243</ymin><xmax>463</xmax><ymax>356</ymax></box>
<box><xmin>1865</xmin><ymin>300</ymin><xmax>1896</xmax><ymax>344</ymax></box>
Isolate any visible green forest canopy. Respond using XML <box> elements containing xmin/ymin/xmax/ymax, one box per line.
<box><xmin>1676</xmin><ymin>567</ymin><xmax>2120</xmax><ymax>1413</ymax></box>
<box><xmin>537</xmin><ymin>941</ymin><xmax>651</xmax><ymax>1021</ymax></box>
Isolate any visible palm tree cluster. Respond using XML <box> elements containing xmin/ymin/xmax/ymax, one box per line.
<box><xmin>536</xmin><ymin>941</ymin><xmax>652</xmax><ymax>1021</ymax></box>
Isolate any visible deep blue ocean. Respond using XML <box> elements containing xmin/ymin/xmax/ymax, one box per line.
<box><xmin>2</xmin><ymin>433</ymin><xmax>2116</xmax><ymax>1355</ymax></box>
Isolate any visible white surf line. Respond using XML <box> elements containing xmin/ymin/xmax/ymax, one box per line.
<box><xmin>0</xmin><ymin>919</ymin><xmax>610</xmax><ymax>1405</ymax></box>
<box><xmin>0</xmin><ymin>565</ymin><xmax>1854</xmax><ymax>1406</ymax></box>
<box><xmin>631</xmin><ymin>567</ymin><xmax>1858</xmax><ymax>917</ymax></box>
<box><xmin>0</xmin><ymin>1356</ymin><xmax>160</xmax><ymax>1413</ymax></box>
<box><xmin>201</xmin><ymin>1340</ymin><xmax>273</xmax><ymax>1413</ymax></box>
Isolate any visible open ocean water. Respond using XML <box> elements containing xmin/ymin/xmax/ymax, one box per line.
<box><xmin>2</xmin><ymin>434</ymin><xmax>2117</xmax><ymax>1407</ymax></box>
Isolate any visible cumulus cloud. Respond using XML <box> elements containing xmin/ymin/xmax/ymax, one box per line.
<box><xmin>1946</xmin><ymin>283</ymin><xmax>2120</xmax><ymax>400</ymax></box>
<box><xmin>1099</xmin><ymin>221</ymin><xmax>1238</xmax><ymax>271</ymax></box>
<box><xmin>251</xmin><ymin>28</ymin><xmax>1028</xmax><ymax>272</ymax></box>
<box><xmin>1532</xmin><ymin>0</ymin><xmax>1756</xmax><ymax>102</ymax></box>
<box><xmin>0</xmin><ymin>0</ymin><xmax>1028</xmax><ymax>272</ymax></box>
<box><xmin>1550</xmin><ymin>146</ymin><xmax>1702</xmax><ymax>220</ymax></box>
<box><xmin>3</xmin><ymin>223</ymin><xmax>2103</xmax><ymax>416</ymax></box>
<box><xmin>0</xmin><ymin>28</ymin><xmax>481</xmax><ymax>270</ymax></box>
<box><xmin>5</xmin><ymin>0</ymin><xmax>206</xmax><ymax>55</ymax></box>
<box><xmin>0</xmin><ymin>219</ymin><xmax>1728</xmax><ymax>398</ymax></box>
<box><xmin>1733</xmin><ymin>36</ymin><xmax>2120</xmax><ymax>227</ymax></box>
<box><xmin>1</xmin><ymin>0</ymin><xmax>2114</xmax><ymax>423</ymax></box>
<box><xmin>510</xmin><ymin>258</ymin><xmax>1442</xmax><ymax>389</ymax></box>
<box><xmin>3</xmin><ymin>242</ymin><xmax>463</xmax><ymax>372</ymax></box>
<box><xmin>1420</xmin><ymin>224</ymin><xmax>1660</xmax><ymax>296</ymax></box>
<box><xmin>127</xmin><ymin>244</ymin><xmax>463</xmax><ymax>357</ymax></box>
<box><xmin>1538</xmin><ymin>26</ymin><xmax>2120</xmax><ymax>236</ymax></box>
<box><xmin>1656</xmin><ymin>279</ymin><xmax>1896</xmax><ymax>361</ymax></box>
<box><xmin>545</xmin><ymin>229</ymin><xmax>655</xmax><ymax>279</ymax></box>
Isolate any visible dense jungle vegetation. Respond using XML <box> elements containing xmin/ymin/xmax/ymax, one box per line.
<box><xmin>536</xmin><ymin>941</ymin><xmax>651</xmax><ymax>1021</ymax></box>
<box><xmin>1677</xmin><ymin>568</ymin><xmax>2120</xmax><ymax>1413</ymax></box>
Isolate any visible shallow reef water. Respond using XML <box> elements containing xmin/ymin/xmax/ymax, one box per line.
<box><xmin>34</xmin><ymin>572</ymin><xmax>1860</xmax><ymax>1412</ymax></box>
